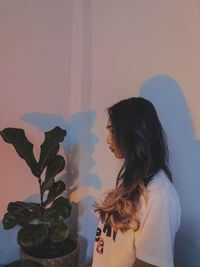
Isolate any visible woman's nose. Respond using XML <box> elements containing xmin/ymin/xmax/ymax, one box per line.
<box><xmin>107</xmin><ymin>133</ymin><xmax>112</xmax><ymax>145</ymax></box>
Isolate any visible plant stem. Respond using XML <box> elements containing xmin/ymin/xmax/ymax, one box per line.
<box><xmin>38</xmin><ymin>177</ymin><xmax>44</xmax><ymax>213</ymax></box>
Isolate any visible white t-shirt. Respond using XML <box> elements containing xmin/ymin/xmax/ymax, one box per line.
<box><xmin>92</xmin><ymin>170</ymin><xmax>181</xmax><ymax>267</ymax></box>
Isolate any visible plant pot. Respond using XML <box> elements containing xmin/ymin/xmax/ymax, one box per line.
<box><xmin>20</xmin><ymin>237</ymin><xmax>80</xmax><ymax>267</ymax></box>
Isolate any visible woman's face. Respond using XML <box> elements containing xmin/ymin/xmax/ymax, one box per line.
<box><xmin>106</xmin><ymin>119</ymin><xmax>123</xmax><ymax>159</ymax></box>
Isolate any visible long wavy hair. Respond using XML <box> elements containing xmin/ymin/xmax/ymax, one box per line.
<box><xmin>95</xmin><ymin>97</ymin><xmax>172</xmax><ymax>232</ymax></box>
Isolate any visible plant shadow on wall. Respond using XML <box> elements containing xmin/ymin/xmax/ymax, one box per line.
<box><xmin>0</xmin><ymin>111</ymin><xmax>101</xmax><ymax>266</ymax></box>
<box><xmin>139</xmin><ymin>75</ymin><xmax>200</xmax><ymax>267</ymax></box>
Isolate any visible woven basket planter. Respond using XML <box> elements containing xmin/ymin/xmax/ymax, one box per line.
<box><xmin>20</xmin><ymin>237</ymin><xmax>80</xmax><ymax>267</ymax></box>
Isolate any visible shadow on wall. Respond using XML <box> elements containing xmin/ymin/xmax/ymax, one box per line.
<box><xmin>0</xmin><ymin>222</ymin><xmax>20</xmax><ymax>266</ymax></box>
<box><xmin>140</xmin><ymin>75</ymin><xmax>200</xmax><ymax>267</ymax></box>
<box><xmin>0</xmin><ymin>111</ymin><xmax>101</xmax><ymax>266</ymax></box>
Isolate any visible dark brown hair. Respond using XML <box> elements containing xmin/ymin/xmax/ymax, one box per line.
<box><xmin>95</xmin><ymin>97</ymin><xmax>171</xmax><ymax>232</ymax></box>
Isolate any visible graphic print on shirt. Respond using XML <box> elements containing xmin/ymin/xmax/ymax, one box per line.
<box><xmin>95</xmin><ymin>222</ymin><xmax>117</xmax><ymax>255</ymax></box>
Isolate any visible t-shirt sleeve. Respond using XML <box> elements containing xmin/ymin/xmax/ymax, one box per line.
<box><xmin>135</xmin><ymin>191</ymin><xmax>180</xmax><ymax>267</ymax></box>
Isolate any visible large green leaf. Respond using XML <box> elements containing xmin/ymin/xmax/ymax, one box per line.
<box><xmin>3</xmin><ymin>212</ymin><xmax>18</xmax><ymax>229</ymax></box>
<box><xmin>51</xmin><ymin>196</ymin><xmax>71</xmax><ymax>208</ymax></box>
<box><xmin>42</xmin><ymin>197</ymin><xmax>71</xmax><ymax>226</ymax></box>
<box><xmin>17</xmin><ymin>224</ymin><xmax>48</xmax><ymax>248</ymax></box>
<box><xmin>51</xmin><ymin>197</ymin><xmax>72</xmax><ymax>219</ymax></box>
<box><xmin>41</xmin><ymin>155</ymin><xmax>65</xmax><ymax>194</ymax></box>
<box><xmin>38</xmin><ymin>127</ymin><xmax>67</xmax><ymax>174</ymax></box>
<box><xmin>50</xmin><ymin>223</ymin><xmax>69</xmax><ymax>243</ymax></box>
<box><xmin>0</xmin><ymin>128</ymin><xmax>40</xmax><ymax>177</ymax></box>
<box><xmin>3</xmin><ymin>202</ymin><xmax>41</xmax><ymax>229</ymax></box>
<box><xmin>41</xmin><ymin>208</ymin><xmax>65</xmax><ymax>226</ymax></box>
<box><xmin>7</xmin><ymin>201</ymin><xmax>40</xmax><ymax>213</ymax></box>
<box><xmin>44</xmin><ymin>181</ymin><xmax>65</xmax><ymax>207</ymax></box>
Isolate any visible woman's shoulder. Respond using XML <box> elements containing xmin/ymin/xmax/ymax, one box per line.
<box><xmin>146</xmin><ymin>170</ymin><xmax>179</xmax><ymax>201</ymax></box>
<box><xmin>138</xmin><ymin>170</ymin><xmax>181</xmax><ymax>225</ymax></box>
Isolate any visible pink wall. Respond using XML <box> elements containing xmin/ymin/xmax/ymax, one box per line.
<box><xmin>0</xmin><ymin>0</ymin><xmax>73</xmax><ymax>217</ymax></box>
<box><xmin>90</xmin><ymin>1</ymin><xmax>200</xmax><ymax>266</ymax></box>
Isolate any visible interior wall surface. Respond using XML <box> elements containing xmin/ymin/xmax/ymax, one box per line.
<box><xmin>0</xmin><ymin>0</ymin><xmax>74</xmax><ymax>265</ymax></box>
<box><xmin>89</xmin><ymin>1</ymin><xmax>200</xmax><ymax>267</ymax></box>
<box><xmin>0</xmin><ymin>1</ymin><xmax>200</xmax><ymax>267</ymax></box>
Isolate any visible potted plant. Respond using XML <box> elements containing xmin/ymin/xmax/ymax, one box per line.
<box><xmin>1</xmin><ymin>126</ymin><xmax>79</xmax><ymax>267</ymax></box>
<box><xmin>5</xmin><ymin>260</ymin><xmax>42</xmax><ymax>267</ymax></box>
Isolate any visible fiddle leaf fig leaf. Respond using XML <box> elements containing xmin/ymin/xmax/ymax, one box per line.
<box><xmin>38</xmin><ymin>127</ymin><xmax>67</xmax><ymax>174</ymax></box>
<box><xmin>50</xmin><ymin>223</ymin><xmax>69</xmax><ymax>243</ymax></box>
<box><xmin>42</xmin><ymin>197</ymin><xmax>71</xmax><ymax>226</ymax></box>
<box><xmin>0</xmin><ymin>128</ymin><xmax>40</xmax><ymax>177</ymax></box>
<box><xmin>41</xmin><ymin>155</ymin><xmax>65</xmax><ymax>194</ymax></box>
<box><xmin>3</xmin><ymin>212</ymin><xmax>18</xmax><ymax>229</ymax></box>
<box><xmin>17</xmin><ymin>224</ymin><xmax>48</xmax><ymax>248</ymax></box>
<box><xmin>51</xmin><ymin>197</ymin><xmax>72</xmax><ymax>219</ymax></box>
<box><xmin>44</xmin><ymin>181</ymin><xmax>65</xmax><ymax>207</ymax></box>
<box><xmin>7</xmin><ymin>201</ymin><xmax>40</xmax><ymax>213</ymax></box>
<box><xmin>41</xmin><ymin>208</ymin><xmax>64</xmax><ymax>226</ymax></box>
<box><xmin>51</xmin><ymin>196</ymin><xmax>71</xmax><ymax>208</ymax></box>
<box><xmin>2</xmin><ymin>201</ymin><xmax>41</xmax><ymax>229</ymax></box>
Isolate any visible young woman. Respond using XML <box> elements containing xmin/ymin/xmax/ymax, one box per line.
<box><xmin>91</xmin><ymin>97</ymin><xmax>181</xmax><ymax>267</ymax></box>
